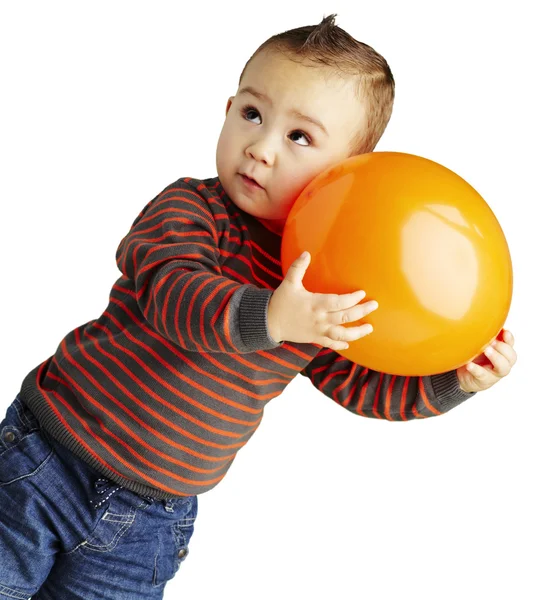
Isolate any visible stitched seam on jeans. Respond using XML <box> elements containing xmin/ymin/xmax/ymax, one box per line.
<box><xmin>0</xmin><ymin>448</ymin><xmax>54</xmax><ymax>487</ymax></box>
<box><xmin>83</xmin><ymin>506</ymin><xmax>137</xmax><ymax>552</ymax></box>
<box><xmin>0</xmin><ymin>582</ymin><xmax>32</xmax><ymax>600</ymax></box>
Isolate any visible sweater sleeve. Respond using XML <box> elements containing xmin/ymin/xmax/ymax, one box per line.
<box><xmin>115</xmin><ymin>179</ymin><xmax>281</xmax><ymax>353</ymax></box>
<box><xmin>300</xmin><ymin>348</ymin><xmax>475</xmax><ymax>420</ymax></box>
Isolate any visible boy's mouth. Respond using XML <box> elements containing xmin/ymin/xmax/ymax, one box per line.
<box><xmin>239</xmin><ymin>173</ymin><xmax>264</xmax><ymax>189</ymax></box>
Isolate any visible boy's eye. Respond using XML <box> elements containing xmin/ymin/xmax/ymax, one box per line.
<box><xmin>289</xmin><ymin>131</ymin><xmax>310</xmax><ymax>146</ymax></box>
<box><xmin>242</xmin><ymin>106</ymin><xmax>261</xmax><ymax>124</ymax></box>
<box><xmin>240</xmin><ymin>105</ymin><xmax>311</xmax><ymax>147</ymax></box>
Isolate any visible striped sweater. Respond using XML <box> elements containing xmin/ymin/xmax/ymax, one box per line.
<box><xmin>20</xmin><ymin>176</ymin><xmax>474</xmax><ymax>499</ymax></box>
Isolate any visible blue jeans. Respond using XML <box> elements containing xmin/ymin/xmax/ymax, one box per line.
<box><xmin>0</xmin><ymin>395</ymin><xmax>198</xmax><ymax>600</ymax></box>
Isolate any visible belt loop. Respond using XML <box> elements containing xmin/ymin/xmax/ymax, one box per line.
<box><xmin>163</xmin><ymin>499</ymin><xmax>175</xmax><ymax>512</ymax></box>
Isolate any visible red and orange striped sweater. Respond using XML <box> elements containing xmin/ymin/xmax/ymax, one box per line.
<box><xmin>20</xmin><ymin>176</ymin><xmax>474</xmax><ymax>499</ymax></box>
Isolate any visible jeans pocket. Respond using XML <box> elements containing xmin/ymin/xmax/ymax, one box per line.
<box><xmin>82</xmin><ymin>484</ymin><xmax>142</xmax><ymax>552</ymax></box>
<box><xmin>153</xmin><ymin>496</ymin><xmax>198</xmax><ymax>587</ymax></box>
<box><xmin>0</xmin><ymin>395</ymin><xmax>54</xmax><ymax>486</ymax></box>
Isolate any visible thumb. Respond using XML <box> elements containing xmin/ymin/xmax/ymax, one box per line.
<box><xmin>284</xmin><ymin>251</ymin><xmax>311</xmax><ymax>285</ymax></box>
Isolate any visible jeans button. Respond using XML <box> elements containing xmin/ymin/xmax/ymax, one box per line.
<box><xmin>177</xmin><ymin>548</ymin><xmax>188</xmax><ymax>559</ymax></box>
<box><xmin>4</xmin><ymin>431</ymin><xmax>16</xmax><ymax>443</ymax></box>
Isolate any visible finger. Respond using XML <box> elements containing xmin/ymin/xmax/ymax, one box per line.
<box><xmin>322</xmin><ymin>290</ymin><xmax>367</xmax><ymax>312</ymax></box>
<box><xmin>329</xmin><ymin>300</ymin><xmax>379</xmax><ymax>326</ymax></box>
<box><xmin>284</xmin><ymin>251</ymin><xmax>311</xmax><ymax>285</ymax></box>
<box><xmin>466</xmin><ymin>361</ymin><xmax>492</xmax><ymax>380</ymax></box>
<box><xmin>484</xmin><ymin>346</ymin><xmax>511</xmax><ymax>377</ymax></box>
<box><xmin>503</xmin><ymin>329</ymin><xmax>515</xmax><ymax>346</ymax></box>
<box><xmin>321</xmin><ymin>338</ymin><xmax>351</xmax><ymax>352</ymax></box>
<box><xmin>490</xmin><ymin>340</ymin><xmax>517</xmax><ymax>366</ymax></box>
<box><xmin>327</xmin><ymin>322</ymin><xmax>374</xmax><ymax>342</ymax></box>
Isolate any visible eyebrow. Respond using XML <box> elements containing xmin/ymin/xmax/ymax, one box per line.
<box><xmin>238</xmin><ymin>85</ymin><xmax>329</xmax><ymax>136</ymax></box>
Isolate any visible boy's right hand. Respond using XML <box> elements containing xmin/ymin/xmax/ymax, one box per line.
<box><xmin>267</xmin><ymin>251</ymin><xmax>378</xmax><ymax>350</ymax></box>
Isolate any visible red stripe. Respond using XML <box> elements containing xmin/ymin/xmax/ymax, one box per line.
<box><xmin>50</xmin><ymin>385</ymin><xmax>218</xmax><ymax>492</ymax></box>
<box><xmin>187</xmin><ymin>274</ymin><xmax>216</xmax><ymax>350</ymax></box>
<box><xmin>418</xmin><ymin>378</ymin><xmax>441</xmax><ymax>416</ymax></box>
<box><xmin>162</xmin><ymin>268</ymin><xmax>188</xmax><ymax>335</ymax></box>
<box><xmin>220</xmin><ymin>252</ymin><xmax>276</xmax><ymax>288</ymax></box>
<box><xmin>249</xmin><ymin>240</ymin><xmax>282</xmax><ymax>267</ymax></box>
<box><xmin>67</xmin><ymin>331</ymin><xmax>254</xmax><ymax>444</ymax></box>
<box><xmin>356</xmin><ymin>379</ymin><xmax>369</xmax><ymax>415</ymax></box>
<box><xmin>372</xmin><ymin>372</ymin><xmax>385</xmax><ymax>419</ymax></box>
<box><xmin>384</xmin><ymin>375</ymin><xmax>396</xmax><ymax>421</ymax></box>
<box><xmin>110</xmin><ymin>294</ymin><xmax>294</xmax><ymax>382</ymax></box>
<box><xmin>222</xmin><ymin>265</ymin><xmax>255</xmax><ymax>285</ymax></box>
<box><xmin>258</xmin><ymin>349</ymin><xmax>306</xmax><ymax>372</ymax></box>
<box><xmin>103</xmin><ymin>310</ymin><xmax>279</xmax><ymax>405</ymax></box>
<box><xmin>250</xmin><ymin>252</ymin><xmax>283</xmax><ymax>282</ymax></box>
<box><xmin>139</xmin><ymin>242</ymin><xmax>219</xmax><ymax>277</ymax></box>
<box><xmin>35</xmin><ymin>362</ymin><xmax>200</xmax><ymax>494</ymax></box>
<box><xmin>400</xmin><ymin>378</ymin><xmax>410</xmax><ymax>421</ymax></box>
<box><xmin>148</xmin><ymin>192</ymin><xmax>219</xmax><ymax>243</ymax></box>
<box><xmin>331</xmin><ymin>367</ymin><xmax>354</xmax><ymax>404</ymax></box>
<box><xmin>209</xmin><ymin>284</ymin><xmax>238</xmax><ymax>352</ymax></box>
<box><xmin>50</xmin><ymin>371</ymin><xmax>229</xmax><ymax>473</ymax></box>
<box><xmin>205</xmin><ymin>281</ymin><xmax>237</xmax><ymax>352</ymax></box>
<box><xmin>87</xmin><ymin>322</ymin><xmax>266</xmax><ymax>426</ymax></box>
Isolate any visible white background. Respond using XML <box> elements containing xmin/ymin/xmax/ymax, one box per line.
<box><xmin>1</xmin><ymin>1</ymin><xmax>542</xmax><ymax>599</ymax></box>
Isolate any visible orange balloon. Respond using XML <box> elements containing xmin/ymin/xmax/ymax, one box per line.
<box><xmin>281</xmin><ymin>152</ymin><xmax>513</xmax><ymax>376</ymax></box>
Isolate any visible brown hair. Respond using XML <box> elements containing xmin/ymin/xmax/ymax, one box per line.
<box><xmin>238</xmin><ymin>14</ymin><xmax>395</xmax><ymax>156</ymax></box>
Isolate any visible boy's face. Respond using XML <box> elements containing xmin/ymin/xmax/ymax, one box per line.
<box><xmin>216</xmin><ymin>50</ymin><xmax>367</xmax><ymax>233</ymax></box>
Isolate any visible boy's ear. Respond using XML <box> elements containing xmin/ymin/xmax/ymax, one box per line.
<box><xmin>225</xmin><ymin>96</ymin><xmax>234</xmax><ymax>116</ymax></box>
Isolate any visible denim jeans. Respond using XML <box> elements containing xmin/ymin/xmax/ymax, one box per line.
<box><xmin>0</xmin><ymin>394</ymin><xmax>198</xmax><ymax>600</ymax></box>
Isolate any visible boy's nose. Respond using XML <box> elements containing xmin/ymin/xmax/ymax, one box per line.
<box><xmin>245</xmin><ymin>141</ymin><xmax>275</xmax><ymax>166</ymax></box>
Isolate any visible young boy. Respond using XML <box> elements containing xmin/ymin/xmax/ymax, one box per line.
<box><xmin>0</xmin><ymin>14</ymin><xmax>516</xmax><ymax>600</ymax></box>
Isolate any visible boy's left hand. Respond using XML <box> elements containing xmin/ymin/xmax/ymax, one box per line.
<box><xmin>457</xmin><ymin>329</ymin><xmax>517</xmax><ymax>393</ymax></box>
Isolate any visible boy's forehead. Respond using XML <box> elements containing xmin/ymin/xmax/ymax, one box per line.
<box><xmin>239</xmin><ymin>51</ymin><xmax>360</xmax><ymax>118</ymax></box>
<box><xmin>241</xmin><ymin>51</ymin><xmax>343</xmax><ymax>94</ymax></box>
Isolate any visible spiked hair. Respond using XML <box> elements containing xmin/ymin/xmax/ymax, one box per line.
<box><xmin>238</xmin><ymin>14</ymin><xmax>395</xmax><ymax>155</ymax></box>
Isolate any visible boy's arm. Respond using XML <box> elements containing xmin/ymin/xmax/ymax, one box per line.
<box><xmin>115</xmin><ymin>179</ymin><xmax>281</xmax><ymax>354</ymax></box>
<box><xmin>300</xmin><ymin>347</ymin><xmax>475</xmax><ymax>421</ymax></box>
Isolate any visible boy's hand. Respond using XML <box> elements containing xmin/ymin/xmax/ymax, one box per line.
<box><xmin>457</xmin><ymin>329</ymin><xmax>517</xmax><ymax>393</ymax></box>
<box><xmin>267</xmin><ymin>251</ymin><xmax>378</xmax><ymax>350</ymax></box>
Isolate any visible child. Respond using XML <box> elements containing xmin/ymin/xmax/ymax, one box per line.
<box><xmin>0</xmin><ymin>14</ymin><xmax>516</xmax><ymax>600</ymax></box>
